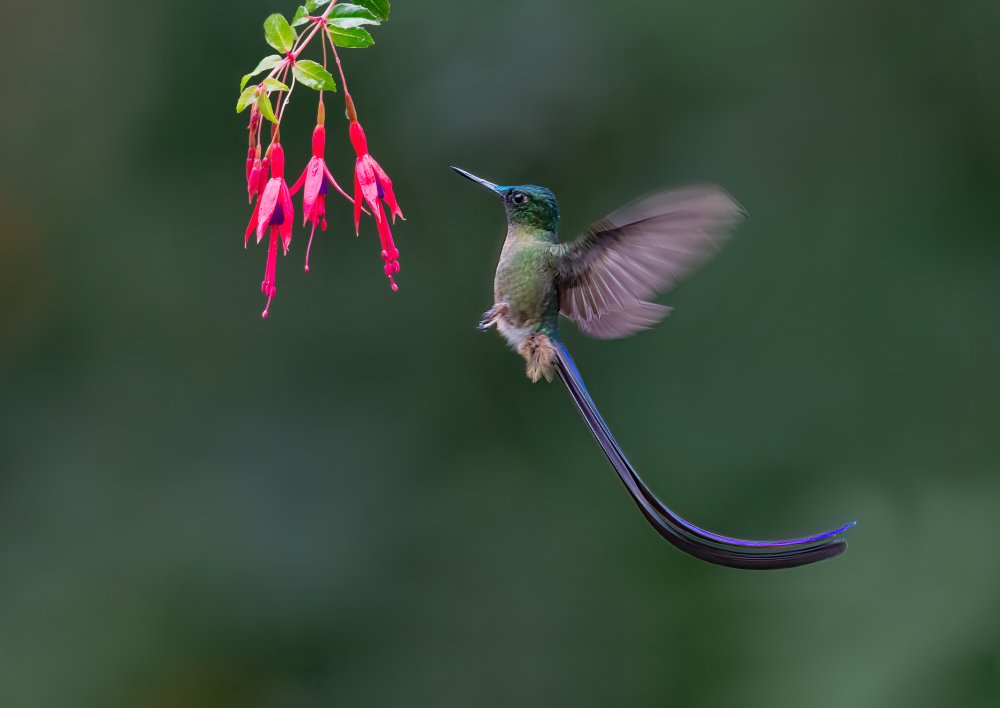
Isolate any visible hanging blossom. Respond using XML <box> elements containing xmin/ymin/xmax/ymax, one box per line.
<box><xmin>245</xmin><ymin>141</ymin><xmax>294</xmax><ymax>318</ymax></box>
<box><xmin>289</xmin><ymin>101</ymin><xmax>355</xmax><ymax>273</ymax></box>
<box><xmin>235</xmin><ymin>0</ymin><xmax>401</xmax><ymax>318</ymax></box>
<box><xmin>245</xmin><ymin>105</ymin><xmax>263</xmax><ymax>202</ymax></box>
<box><xmin>348</xmin><ymin>104</ymin><xmax>404</xmax><ymax>291</ymax></box>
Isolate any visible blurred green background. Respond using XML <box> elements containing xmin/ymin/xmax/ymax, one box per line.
<box><xmin>3</xmin><ymin>1</ymin><xmax>1000</xmax><ymax>706</ymax></box>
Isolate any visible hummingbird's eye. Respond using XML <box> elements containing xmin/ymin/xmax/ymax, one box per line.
<box><xmin>510</xmin><ymin>191</ymin><xmax>527</xmax><ymax>205</ymax></box>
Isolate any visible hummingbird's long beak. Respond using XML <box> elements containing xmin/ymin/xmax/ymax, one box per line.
<box><xmin>451</xmin><ymin>166</ymin><xmax>502</xmax><ymax>195</ymax></box>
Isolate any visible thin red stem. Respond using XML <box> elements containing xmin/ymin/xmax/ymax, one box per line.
<box><xmin>324</xmin><ymin>27</ymin><xmax>357</xmax><ymax>121</ymax></box>
<box><xmin>266</xmin><ymin>64</ymin><xmax>291</xmax><ymax>131</ymax></box>
<box><xmin>276</xmin><ymin>66</ymin><xmax>296</xmax><ymax>124</ymax></box>
<box><xmin>261</xmin><ymin>1</ymin><xmax>340</xmax><ymax>83</ymax></box>
<box><xmin>327</xmin><ymin>33</ymin><xmax>350</xmax><ymax>97</ymax></box>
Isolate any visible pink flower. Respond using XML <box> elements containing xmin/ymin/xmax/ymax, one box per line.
<box><xmin>247</xmin><ymin>103</ymin><xmax>262</xmax><ymax>142</ymax></box>
<box><xmin>246</xmin><ymin>145</ymin><xmax>263</xmax><ymax>203</ymax></box>
<box><xmin>290</xmin><ymin>123</ymin><xmax>353</xmax><ymax>273</ymax></box>
<box><xmin>245</xmin><ymin>105</ymin><xmax>263</xmax><ymax>203</ymax></box>
<box><xmin>349</xmin><ymin>120</ymin><xmax>404</xmax><ymax>291</ymax></box>
<box><xmin>245</xmin><ymin>142</ymin><xmax>294</xmax><ymax>318</ymax></box>
<box><xmin>245</xmin><ymin>146</ymin><xmax>255</xmax><ymax>185</ymax></box>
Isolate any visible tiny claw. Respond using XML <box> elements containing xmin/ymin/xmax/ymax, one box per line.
<box><xmin>478</xmin><ymin>304</ymin><xmax>506</xmax><ymax>331</ymax></box>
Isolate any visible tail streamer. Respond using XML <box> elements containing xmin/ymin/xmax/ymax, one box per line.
<box><xmin>552</xmin><ymin>340</ymin><xmax>854</xmax><ymax>569</ymax></box>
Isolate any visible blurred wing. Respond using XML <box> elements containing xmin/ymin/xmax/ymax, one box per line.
<box><xmin>554</xmin><ymin>185</ymin><xmax>744</xmax><ymax>339</ymax></box>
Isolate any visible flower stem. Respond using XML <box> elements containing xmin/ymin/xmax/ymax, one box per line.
<box><xmin>277</xmin><ymin>77</ymin><xmax>296</xmax><ymax>123</ymax></box>
<box><xmin>325</xmin><ymin>32</ymin><xmax>357</xmax><ymax>122</ymax></box>
<box><xmin>262</xmin><ymin>1</ymin><xmax>340</xmax><ymax>83</ymax></box>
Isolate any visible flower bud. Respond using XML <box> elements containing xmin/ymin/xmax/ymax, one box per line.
<box><xmin>247</xmin><ymin>146</ymin><xmax>263</xmax><ymax>202</ymax></box>
<box><xmin>248</xmin><ymin>104</ymin><xmax>262</xmax><ymax>138</ymax></box>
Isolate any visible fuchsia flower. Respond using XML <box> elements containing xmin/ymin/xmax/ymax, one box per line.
<box><xmin>245</xmin><ymin>146</ymin><xmax>256</xmax><ymax>185</ymax></box>
<box><xmin>349</xmin><ymin>119</ymin><xmax>404</xmax><ymax>291</ymax></box>
<box><xmin>245</xmin><ymin>142</ymin><xmax>294</xmax><ymax>318</ymax></box>
<box><xmin>235</xmin><ymin>2</ymin><xmax>403</xmax><ymax>316</ymax></box>
<box><xmin>245</xmin><ymin>105</ymin><xmax>263</xmax><ymax>202</ymax></box>
<box><xmin>247</xmin><ymin>103</ymin><xmax>262</xmax><ymax>140</ymax></box>
<box><xmin>290</xmin><ymin>121</ymin><xmax>353</xmax><ymax>272</ymax></box>
<box><xmin>246</xmin><ymin>145</ymin><xmax>263</xmax><ymax>203</ymax></box>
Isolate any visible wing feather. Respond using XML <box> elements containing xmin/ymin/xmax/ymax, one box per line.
<box><xmin>555</xmin><ymin>185</ymin><xmax>743</xmax><ymax>339</ymax></box>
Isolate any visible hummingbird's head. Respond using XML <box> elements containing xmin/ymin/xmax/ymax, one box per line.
<box><xmin>451</xmin><ymin>167</ymin><xmax>560</xmax><ymax>232</ymax></box>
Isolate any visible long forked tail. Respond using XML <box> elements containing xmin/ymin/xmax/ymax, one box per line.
<box><xmin>553</xmin><ymin>341</ymin><xmax>855</xmax><ymax>569</ymax></box>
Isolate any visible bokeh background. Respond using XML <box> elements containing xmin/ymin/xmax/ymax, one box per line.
<box><xmin>3</xmin><ymin>1</ymin><xmax>1000</xmax><ymax>706</ymax></box>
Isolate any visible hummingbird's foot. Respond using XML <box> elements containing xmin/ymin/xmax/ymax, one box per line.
<box><xmin>477</xmin><ymin>302</ymin><xmax>508</xmax><ymax>331</ymax></box>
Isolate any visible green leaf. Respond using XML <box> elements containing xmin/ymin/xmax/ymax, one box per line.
<box><xmin>236</xmin><ymin>86</ymin><xmax>258</xmax><ymax>113</ymax></box>
<box><xmin>354</xmin><ymin>0</ymin><xmax>389</xmax><ymax>22</ymax></box>
<box><xmin>327</xmin><ymin>3</ymin><xmax>379</xmax><ymax>29</ymax></box>
<box><xmin>291</xmin><ymin>5</ymin><xmax>311</xmax><ymax>26</ymax></box>
<box><xmin>327</xmin><ymin>26</ymin><xmax>374</xmax><ymax>48</ymax></box>
<box><xmin>310</xmin><ymin>0</ymin><xmax>386</xmax><ymax>20</ymax></box>
<box><xmin>263</xmin><ymin>13</ymin><xmax>297</xmax><ymax>53</ymax></box>
<box><xmin>291</xmin><ymin>59</ymin><xmax>337</xmax><ymax>91</ymax></box>
<box><xmin>262</xmin><ymin>78</ymin><xmax>289</xmax><ymax>92</ymax></box>
<box><xmin>257</xmin><ymin>94</ymin><xmax>278</xmax><ymax>123</ymax></box>
<box><xmin>240</xmin><ymin>54</ymin><xmax>284</xmax><ymax>90</ymax></box>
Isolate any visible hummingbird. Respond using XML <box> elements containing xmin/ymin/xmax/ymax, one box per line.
<box><xmin>452</xmin><ymin>167</ymin><xmax>855</xmax><ymax>570</ymax></box>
